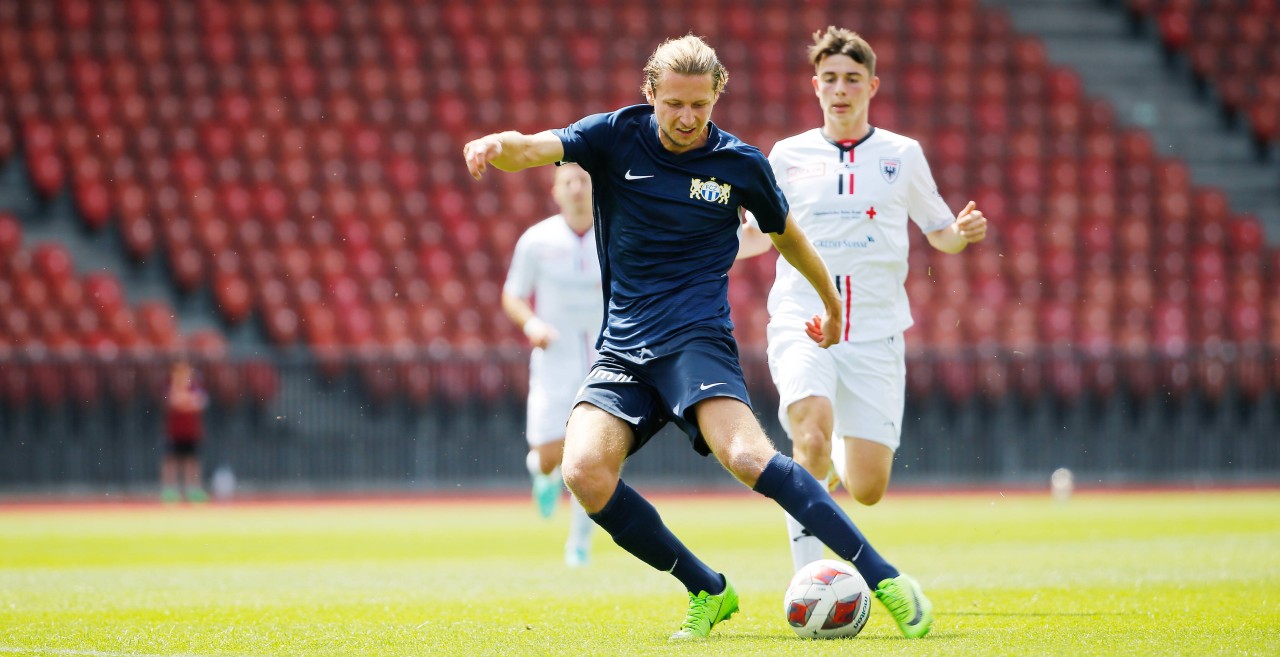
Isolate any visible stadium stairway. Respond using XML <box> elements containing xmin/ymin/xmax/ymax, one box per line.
<box><xmin>0</xmin><ymin>151</ymin><xmax>264</xmax><ymax>349</ymax></box>
<box><xmin>984</xmin><ymin>0</ymin><xmax>1280</xmax><ymax>241</ymax></box>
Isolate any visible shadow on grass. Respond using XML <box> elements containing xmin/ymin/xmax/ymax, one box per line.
<box><xmin>948</xmin><ymin>611</ymin><xmax>1121</xmax><ymax>617</ymax></box>
<box><xmin>712</xmin><ymin>632</ymin><xmax>969</xmax><ymax>642</ymax></box>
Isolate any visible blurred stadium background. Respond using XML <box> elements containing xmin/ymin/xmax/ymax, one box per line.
<box><xmin>0</xmin><ymin>0</ymin><xmax>1277</xmax><ymax>495</ymax></box>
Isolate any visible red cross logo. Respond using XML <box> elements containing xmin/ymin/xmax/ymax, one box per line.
<box><xmin>867</xmin><ymin>206</ymin><xmax>876</xmax><ymax>220</ymax></box>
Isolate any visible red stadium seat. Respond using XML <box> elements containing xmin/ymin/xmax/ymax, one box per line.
<box><xmin>119</xmin><ymin>215</ymin><xmax>156</xmax><ymax>260</ymax></box>
<box><xmin>137</xmin><ymin>301</ymin><xmax>180</xmax><ymax>350</ymax></box>
<box><xmin>82</xmin><ymin>272</ymin><xmax>124</xmax><ymax>318</ymax></box>
<box><xmin>213</xmin><ymin>271</ymin><xmax>253</xmax><ymax>325</ymax></box>
<box><xmin>1152</xmin><ymin>301</ymin><xmax>1190</xmax><ymax>354</ymax></box>
<box><xmin>1190</xmin><ymin>245</ymin><xmax>1226</xmax><ymax>281</ymax></box>
<box><xmin>1247</xmin><ymin>102</ymin><xmax>1280</xmax><ymax>146</ymax></box>
<box><xmin>1228</xmin><ymin>214</ymin><xmax>1265</xmax><ymax>256</ymax></box>
<box><xmin>26</xmin><ymin>150</ymin><xmax>66</xmax><ymax>200</ymax></box>
<box><xmin>2</xmin><ymin>0</ymin><xmax>1264</xmax><ymax>412</ymax></box>
<box><xmin>0</xmin><ymin>212</ymin><xmax>21</xmax><ymax>259</ymax></box>
<box><xmin>30</xmin><ymin>242</ymin><xmax>72</xmax><ymax>287</ymax></box>
<box><xmin>1</xmin><ymin>307</ymin><xmax>32</xmax><ymax>343</ymax></box>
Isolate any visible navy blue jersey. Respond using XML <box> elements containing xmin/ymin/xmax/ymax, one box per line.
<box><xmin>553</xmin><ymin>105</ymin><xmax>789</xmax><ymax>352</ymax></box>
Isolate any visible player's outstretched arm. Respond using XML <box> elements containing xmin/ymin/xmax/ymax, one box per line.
<box><xmin>926</xmin><ymin>200</ymin><xmax>988</xmax><ymax>254</ymax></box>
<box><xmin>768</xmin><ymin>215</ymin><xmax>843</xmax><ymax>348</ymax></box>
<box><xmin>463</xmin><ymin>130</ymin><xmax>565</xmax><ymax>180</ymax></box>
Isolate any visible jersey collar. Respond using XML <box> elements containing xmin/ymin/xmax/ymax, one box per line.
<box><xmin>822</xmin><ymin>126</ymin><xmax>876</xmax><ymax>152</ymax></box>
<box><xmin>647</xmin><ymin>114</ymin><xmax>721</xmax><ymax>160</ymax></box>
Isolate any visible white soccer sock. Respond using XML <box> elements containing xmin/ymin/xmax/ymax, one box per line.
<box><xmin>785</xmin><ymin>511</ymin><xmax>824</xmax><ymax>572</ymax></box>
<box><xmin>567</xmin><ymin>496</ymin><xmax>594</xmax><ymax>554</ymax></box>
<box><xmin>525</xmin><ymin>450</ymin><xmax>543</xmax><ymax>478</ymax></box>
<box><xmin>829</xmin><ymin>435</ymin><xmax>849</xmax><ymax>486</ymax></box>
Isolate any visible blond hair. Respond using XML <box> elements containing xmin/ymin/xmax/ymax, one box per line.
<box><xmin>642</xmin><ymin>34</ymin><xmax>729</xmax><ymax>97</ymax></box>
<box><xmin>808</xmin><ymin>26</ymin><xmax>876</xmax><ymax>76</ymax></box>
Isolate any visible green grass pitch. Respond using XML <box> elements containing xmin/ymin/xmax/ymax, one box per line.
<box><xmin>2</xmin><ymin>488</ymin><xmax>1278</xmax><ymax>656</ymax></box>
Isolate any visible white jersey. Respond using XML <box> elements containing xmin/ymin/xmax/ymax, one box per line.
<box><xmin>767</xmin><ymin>127</ymin><xmax>954</xmax><ymax>342</ymax></box>
<box><xmin>503</xmin><ymin>215</ymin><xmax>602</xmax><ymax>387</ymax></box>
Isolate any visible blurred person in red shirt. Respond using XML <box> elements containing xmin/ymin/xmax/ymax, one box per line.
<box><xmin>160</xmin><ymin>359</ymin><xmax>209</xmax><ymax>503</ymax></box>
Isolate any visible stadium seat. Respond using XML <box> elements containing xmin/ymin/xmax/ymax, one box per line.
<box><xmin>136</xmin><ymin>301</ymin><xmax>180</xmax><ymax>350</ymax></box>
<box><xmin>0</xmin><ymin>0</ymin><xmax>1271</xmax><ymax>409</ymax></box>
<box><xmin>0</xmin><ymin>213</ymin><xmax>20</xmax><ymax>259</ymax></box>
<box><xmin>212</xmin><ymin>271</ymin><xmax>253</xmax><ymax>325</ymax></box>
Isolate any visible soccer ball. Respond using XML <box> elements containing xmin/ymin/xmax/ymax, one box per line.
<box><xmin>783</xmin><ymin>559</ymin><xmax>871</xmax><ymax>639</ymax></box>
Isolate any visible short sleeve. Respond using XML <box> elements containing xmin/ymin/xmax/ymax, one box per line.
<box><xmin>552</xmin><ymin>111</ymin><xmax>615</xmax><ymax>172</ymax></box>
<box><xmin>906</xmin><ymin>144</ymin><xmax>955</xmax><ymax>234</ymax></box>
<box><xmin>742</xmin><ymin>150</ymin><xmax>789</xmax><ymax>234</ymax></box>
<box><xmin>503</xmin><ymin>228</ymin><xmax>538</xmax><ymax>299</ymax></box>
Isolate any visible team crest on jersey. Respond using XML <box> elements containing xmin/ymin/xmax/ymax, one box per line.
<box><xmin>690</xmin><ymin>177</ymin><xmax>732</xmax><ymax>204</ymax></box>
<box><xmin>879</xmin><ymin>158</ymin><xmax>901</xmax><ymax>184</ymax></box>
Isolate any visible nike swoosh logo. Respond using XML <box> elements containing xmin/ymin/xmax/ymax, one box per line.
<box><xmin>791</xmin><ymin>528</ymin><xmax>814</xmax><ymax>543</ymax></box>
<box><xmin>699</xmin><ymin>382</ymin><xmax>727</xmax><ymax>390</ymax></box>
<box><xmin>624</xmin><ymin>170</ymin><xmax>654</xmax><ymax>180</ymax></box>
<box><xmin>908</xmin><ymin>590</ymin><xmax>923</xmax><ymax>625</ymax></box>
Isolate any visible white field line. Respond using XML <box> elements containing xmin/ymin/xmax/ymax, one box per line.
<box><xmin>0</xmin><ymin>647</ymin><xmax>257</xmax><ymax>657</ymax></box>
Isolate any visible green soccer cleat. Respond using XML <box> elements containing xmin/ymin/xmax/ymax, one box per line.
<box><xmin>874</xmin><ymin>573</ymin><xmax>933</xmax><ymax>639</ymax></box>
<box><xmin>532</xmin><ymin>473</ymin><xmax>559</xmax><ymax>519</ymax></box>
<box><xmin>669</xmin><ymin>578</ymin><xmax>739</xmax><ymax>640</ymax></box>
<box><xmin>160</xmin><ymin>488</ymin><xmax>181</xmax><ymax>504</ymax></box>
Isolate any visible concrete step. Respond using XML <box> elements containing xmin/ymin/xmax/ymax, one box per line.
<box><xmin>1000</xmin><ymin>4</ymin><xmax>1127</xmax><ymax>36</ymax></box>
<box><xmin>983</xmin><ymin>0</ymin><xmax>1280</xmax><ymax>239</ymax></box>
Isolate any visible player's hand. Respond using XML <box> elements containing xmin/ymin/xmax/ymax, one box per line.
<box><xmin>523</xmin><ymin>317</ymin><xmax>558</xmax><ymax>350</ymax></box>
<box><xmin>528</xmin><ymin>330</ymin><xmax>557</xmax><ymax>350</ymax></box>
<box><xmin>805</xmin><ymin>313</ymin><xmax>842</xmax><ymax>349</ymax></box>
<box><xmin>462</xmin><ymin>135</ymin><xmax>503</xmax><ymax>180</ymax></box>
<box><xmin>955</xmin><ymin>200</ymin><xmax>988</xmax><ymax>244</ymax></box>
<box><xmin>805</xmin><ymin>315</ymin><xmax>823</xmax><ymax>343</ymax></box>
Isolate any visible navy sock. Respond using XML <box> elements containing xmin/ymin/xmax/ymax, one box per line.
<box><xmin>753</xmin><ymin>453</ymin><xmax>899</xmax><ymax>586</ymax></box>
<box><xmin>589</xmin><ymin>480</ymin><xmax>724</xmax><ymax>595</ymax></box>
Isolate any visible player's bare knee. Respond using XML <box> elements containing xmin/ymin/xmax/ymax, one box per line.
<box><xmin>849</xmin><ymin>480</ymin><xmax>887</xmax><ymax>506</ymax></box>
<box><xmin>852</xmin><ymin>488</ymin><xmax>883</xmax><ymax>506</ymax></box>
<box><xmin>789</xmin><ymin>432</ymin><xmax>828</xmax><ymax>477</ymax></box>
<box><xmin>559</xmin><ymin>460</ymin><xmax>609</xmax><ymax>510</ymax></box>
<box><xmin>795</xmin><ymin>431</ymin><xmax>828</xmax><ymax>460</ymax></box>
<box><xmin>720</xmin><ymin>439</ymin><xmax>775</xmax><ymax>483</ymax></box>
<box><xmin>789</xmin><ymin>420</ymin><xmax>830</xmax><ymax>458</ymax></box>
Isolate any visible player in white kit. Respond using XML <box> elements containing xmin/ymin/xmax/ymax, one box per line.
<box><xmin>502</xmin><ymin>163</ymin><xmax>602</xmax><ymax>566</ymax></box>
<box><xmin>739</xmin><ymin>26</ymin><xmax>989</xmax><ymax>571</ymax></box>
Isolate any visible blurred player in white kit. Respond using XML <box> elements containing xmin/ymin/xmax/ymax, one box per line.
<box><xmin>502</xmin><ymin>162</ymin><xmax>601</xmax><ymax>567</ymax></box>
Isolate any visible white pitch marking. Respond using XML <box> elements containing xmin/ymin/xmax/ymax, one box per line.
<box><xmin>0</xmin><ymin>647</ymin><xmax>257</xmax><ymax>657</ymax></box>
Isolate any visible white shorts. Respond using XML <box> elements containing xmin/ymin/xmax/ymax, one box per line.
<box><xmin>526</xmin><ymin>344</ymin><xmax>595</xmax><ymax>446</ymax></box>
<box><xmin>526</xmin><ymin>383</ymin><xmax>579</xmax><ymax>446</ymax></box>
<box><xmin>766</xmin><ymin>322</ymin><xmax>906</xmax><ymax>450</ymax></box>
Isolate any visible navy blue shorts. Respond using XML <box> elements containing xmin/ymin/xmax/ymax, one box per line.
<box><xmin>574</xmin><ymin>327</ymin><xmax>752</xmax><ymax>456</ymax></box>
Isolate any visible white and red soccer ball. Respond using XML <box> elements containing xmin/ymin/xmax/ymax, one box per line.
<box><xmin>783</xmin><ymin>559</ymin><xmax>872</xmax><ymax>639</ymax></box>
